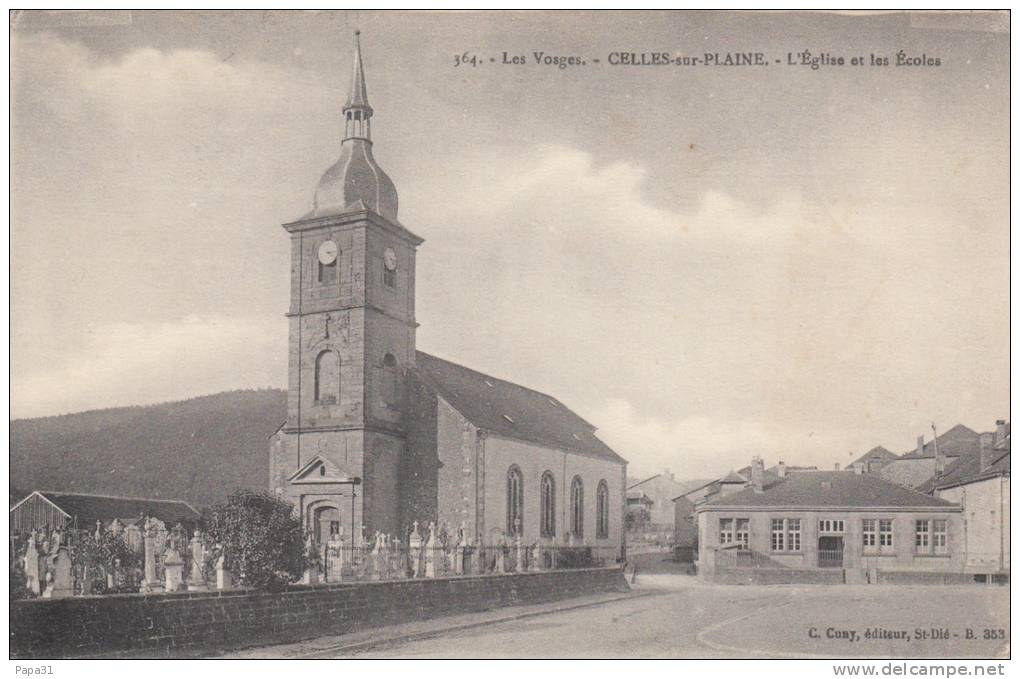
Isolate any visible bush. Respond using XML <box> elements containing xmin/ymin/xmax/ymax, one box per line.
<box><xmin>625</xmin><ymin>506</ymin><xmax>651</xmax><ymax>533</ymax></box>
<box><xmin>71</xmin><ymin>530</ymin><xmax>139</xmax><ymax>594</ymax></box>
<box><xmin>201</xmin><ymin>490</ymin><xmax>313</xmax><ymax>591</ymax></box>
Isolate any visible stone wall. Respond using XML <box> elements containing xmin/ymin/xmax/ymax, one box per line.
<box><xmin>874</xmin><ymin>570</ymin><xmax>977</xmax><ymax>586</ymax></box>
<box><xmin>710</xmin><ymin>567</ymin><xmax>846</xmax><ymax>585</ymax></box>
<box><xmin>11</xmin><ymin>566</ymin><xmax>628</xmax><ymax>659</ymax></box>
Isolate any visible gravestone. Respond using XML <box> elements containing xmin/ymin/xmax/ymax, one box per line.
<box><xmin>408</xmin><ymin>521</ymin><xmax>423</xmax><ymax>578</ymax></box>
<box><xmin>43</xmin><ymin>547</ymin><xmax>73</xmax><ymax>599</ymax></box>
<box><xmin>164</xmin><ymin>546</ymin><xmax>184</xmax><ymax>592</ymax></box>
<box><xmin>452</xmin><ymin>527</ymin><xmax>464</xmax><ymax>575</ymax></box>
<box><xmin>530</xmin><ymin>542</ymin><xmax>542</xmax><ymax>571</ymax></box>
<box><xmin>189</xmin><ymin>530</ymin><xmax>207</xmax><ymax>590</ymax></box>
<box><xmin>215</xmin><ymin>554</ymin><xmax>232</xmax><ymax>590</ymax></box>
<box><xmin>23</xmin><ymin>532</ymin><xmax>41</xmax><ymax>596</ymax></box>
<box><xmin>301</xmin><ymin>532</ymin><xmax>318</xmax><ymax>585</ymax></box>
<box><xmin>424</xmin><ymin>522</ymin><xmax>438</xmax><ymax>578</ymax></box>
<box><xmin>516</xmin><ymin>535</ymin><xmax>526</xmax><ymax>573</ymax></box>
<box><xmin>140</xmin><ymin>518</ymin><xmax>163</xmax><ymax>593</ymax></box>
<box><xmin>124</xmin><ymin>523</ymin><xmax>143</xmax><ymax>554</ymax></box>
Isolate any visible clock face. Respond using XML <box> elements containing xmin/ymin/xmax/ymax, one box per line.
<box><xmin>318</xmin><ymin>240</ymin><xmax>338</xmax><ymax>265</ymax></box>
<box><xmin>383</xmin><ymin>247</ymin><xmax>397</xmax><ymax>271</ymax></box>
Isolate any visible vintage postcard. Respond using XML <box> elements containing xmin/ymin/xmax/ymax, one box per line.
<box><xmin>8</xmin><ymin>9</ymin><xmax>1010</xmax><ymax>664</ymax></box>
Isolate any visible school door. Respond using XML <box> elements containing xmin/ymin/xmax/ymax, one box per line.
<box><xmin>817</xmin><ymin>535</ymin><xmax>844</xmax><ymax>567</ymax></box>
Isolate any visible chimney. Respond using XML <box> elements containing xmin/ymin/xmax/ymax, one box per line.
<box><xmin>750</xmin><ymin>456</ymin><xmax>765</xmax><ymax>493</ymax></box>
<box><xmin>834</xmin><ymin>462</ymin><xmax>840</xmax><ymax>471</ymax></box>
<box><xmin>995</xmin><ymin>419</ymin><xmax>1007</xmax><ymax>447</ymax></box>
<box><xmin>980</xmin><ymin>437</ymin><xmax>991</xmax><ymax>472</ymax></box>
<box><xmin>916</xmin><ymin>435</ymin><xmax>925</xmax><ymax>457</ymax></box>
<box><xmin>934</xmin><ymin>432</ymin><xmax>946</xmax><ymax>476</ymax></box>
<box><xmin>777</xmin><ymin>460</ymin><xmax>787</xmax><ymax>478</ymax></box>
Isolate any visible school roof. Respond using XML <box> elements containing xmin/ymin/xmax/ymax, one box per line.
<box><xmin>697</xmin><ymin>471</ymin><xmax>960</xmax><ymax>511</ymax></box>
<box><xmin>11</xmin><ymin>491</ymin><xmax>201</xmax><ymax>526</ymax></box>
<box><xmin>414</xmin><ymin>351</ymin><xmax>626</xmax><ymax>464</ymax></box>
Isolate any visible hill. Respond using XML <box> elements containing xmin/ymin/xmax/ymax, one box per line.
<box><xmin>10</xmin><ymin>389</ymin><xmax>286</xmax><ymax>509</ymax></box>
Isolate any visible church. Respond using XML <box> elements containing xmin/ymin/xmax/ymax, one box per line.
<box><xmin>268</xmin><ymin>33</ymin><xmax>627</xmax><ymax>558</ymax></box>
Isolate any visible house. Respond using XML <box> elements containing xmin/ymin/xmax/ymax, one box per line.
<box><xmin>626</xmin><ymin>470</ymin><xmax>688</xmax><ymax>530</ymax></box>
<box><xmin>671</xmin><ymin>495</ymin><xmax>697</xmax><ymax>562</ymax></box>
<box><xmin>927</xmin><ymin>420</ymin><xmax>1010</xmax><ymax>580</ymax></box>
<box><xmin>849</xmin><ymin>446</ymin><xmax>897</xmax><ymax>474</ymax></box>
<box><xmin>878</xmin><ymin>424</ymin><xmax>977</xmax><ymax>489</ymax></box>
<box><xmin>9</xmin><ymin>491</ymin><xmax>201</xmax><ymax>535</ymax></box>
<box><xmin>671</xmin><ymin>463</ymin><xmax>807</xmax><ymax>559</ymax></box>
<box><xmin>696</xmin><ymin>457</ymin><xmax>964</xmax><ymax>583</ymax></box>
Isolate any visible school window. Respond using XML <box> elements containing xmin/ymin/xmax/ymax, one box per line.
<box><xmin>818</xmin><ymin>519</ymin><xmax>845</xmax><ymax>533</ymax></box>
<box><xmin>735</xmin><ymin>518</ymin><xmax>749</xmax><ymax>548</ymax></box>
<box><xmin>915</xmin><ymin>519</ymin><xmax>930</xmax><ymax>551</ymax></box>
<box><xmin>788</xmin><ymin>519</ymin><xmax>801</xmax><ymax>551</ymax></box>
<box><xmin>719</xmin><ymin>518</ymin><xmax>734</xmax><ymax>544</ymax></box>
<box><xmin>933</xmin><ymin>520</ymin><xmax>948</xmax><ymax>554</ymax></box>
<box><xmin>770</xmin><ymin>518</ymin><xmax>801</xmax><ymax>552</ymax></box>
<box><xmin>770</xmin><ymin>519</ymin><xmax>785</xmax><ymax>551</ymax></box>
<box><xmin>879</xmin><ymin>519</ymin><xmax>894</xmax><ymax>549</ymax></box>
<box><xmin>862</xmin><ymin>519</ymin><xmax>876</xmax><ymax>549</ymax></box>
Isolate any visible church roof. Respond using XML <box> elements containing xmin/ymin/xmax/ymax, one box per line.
<box><xmin>414</xmin><ymin>351</ymin><xmax>626</xmax><ymax>465</ymax></box>
<box><xmin>346</xmin><ymin>31</ymin><xmax>370</xmax><ymax>109</ymax></box>
<box><xmin>308</xmin><ymin>32</ymin><xmax>398</xmax><ymax>223</ymax></box>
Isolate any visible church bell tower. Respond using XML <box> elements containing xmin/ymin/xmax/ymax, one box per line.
<box><xmin>269</xmin><ymin>31</ymin><xmax>423</xmax><ymax>544</ymax></box>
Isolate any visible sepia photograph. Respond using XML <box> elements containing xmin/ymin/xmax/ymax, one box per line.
<box><xmin>7</xmin><ymin>9</ymin><xmax>1011</xmax><ymax>664</ymax></box>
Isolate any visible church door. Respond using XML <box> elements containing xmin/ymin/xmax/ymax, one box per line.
<box><xmin>313</xmin><ymin>506</ymin><xmax>341</xmax><ymax>545</ymax></box>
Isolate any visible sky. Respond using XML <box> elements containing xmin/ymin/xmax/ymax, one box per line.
<box><xmin>10</xmin><ymin>10</ymin><xmax>1010</xmax><ymax>480</ymax></box>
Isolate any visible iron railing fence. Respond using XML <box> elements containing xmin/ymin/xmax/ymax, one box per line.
<box><xmin>13</xmin><ymin>523</ymin><xmax>623</xmax><ymax>598</ymax></box>
<box><xmin>318</xmin><ymin>542</ymin><xmax>620</xmax><ymax>583</ymax></box>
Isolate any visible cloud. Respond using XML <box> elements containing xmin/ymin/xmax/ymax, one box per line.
<box><xmin>410</xmin><ymin>144</ymin><xmax>1008</xmax><ymax>477</ymax></box>
<box><xmin>10</xmin><ymin>32</ymin><xmax>1008</xmax><ymax>484</ymax></box>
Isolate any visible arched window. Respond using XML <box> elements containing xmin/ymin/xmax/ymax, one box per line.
<box><xmin>507</xmin><ymin>466</ymin><xmax>524</xmax><ymax>536</ymax></box>
<box><xmin>570</xmin><ymin>476</ymin><xmax>584</xmax><ymax>538</ymax></box>
<box><xmin>318</xmin><ymin>258</ymin><xmax>337</xmax><ymax>285</ymax></box>
<box><xmin>596</xmin><ymin>480</ymin><xmax>610</xmax><ymax>539</ymax></box>
<box><xmin>540</xmin><ymin>472</ymin><xmax>556</xmax><ymax>538</ymax></box>
<box><xmin>314</xmin><ymin>350</ymin><xmax>340</xmax><ymax>405</ymax></box>
<box><xmin>380</xmin><ymin>353</ymin><xmax>400</xmax><ymax>407</ymax></box>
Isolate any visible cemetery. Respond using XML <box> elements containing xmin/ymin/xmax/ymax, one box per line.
<box><xmin>9</xmin><ymin>511</ymin><xmax>628</xmax><ymax>658</ymax></box>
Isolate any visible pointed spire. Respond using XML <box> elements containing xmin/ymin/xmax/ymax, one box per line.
<box><xmin>342</xmin><ymin>30</ymin><xmax>372</xmax><ymax>143</ymax></box>
<box><xmin>345</xmin><ymin>30</ymin><xmax>370</xmax><ymax>111</ymax></box>
<box><xmin>310</xmin><ymin>29</ymin><xmax>398</xmax><ymax>221</ymax></box>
